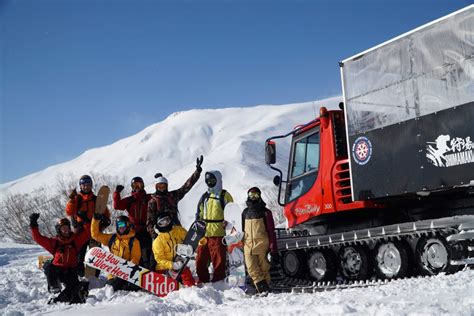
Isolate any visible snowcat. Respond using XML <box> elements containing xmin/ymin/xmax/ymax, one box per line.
<box><xmin>265</xmin><ymin>5</ymin><xmax>474</xmax><ymax>288</ymax></box>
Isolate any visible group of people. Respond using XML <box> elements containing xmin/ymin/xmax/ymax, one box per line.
<box><xmin>30</xmin><ymin>155</ymin><xmax>278</xmax><ymax>304</ymax></box>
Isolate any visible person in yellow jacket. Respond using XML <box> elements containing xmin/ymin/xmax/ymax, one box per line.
<box><xmin>152</xmin><ymin>212</ymin><xmax>195</xmax><ymax>286</ymax></box>
<box><xmin>91</xmin><ymin>213</ymin><xmax>141</xmax><ymax>291</ymax></box>
<box><xmin>195</xmin><ymin>170</ymin><xmax>233</xmax><ymax>283</ymax></box>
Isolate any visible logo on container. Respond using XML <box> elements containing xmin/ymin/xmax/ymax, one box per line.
<box><xmin>352</xmin><ymin>136</ymin><xmax>372</xmax><ymax>165</ymax></box>
<box><xmin>426</xmin><ymin>135</ymin><xmax>474</xmax><ymax>167</ymax></box>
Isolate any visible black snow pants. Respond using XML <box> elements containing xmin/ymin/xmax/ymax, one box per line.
<box><xmin>43</xmin><ymin>261</ymin><xmax>86</xmax><ymax>304</ymax></box>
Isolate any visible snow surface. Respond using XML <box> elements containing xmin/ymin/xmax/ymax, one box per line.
<box><xmin>0</xmin><ymin>99</ymin><xmax>340</xmax><ymax>230</ymax></box>
<box><xmin>0</xmin><ymin>242</ymin><xmax>473</xmax><ymax>315</ymax></box>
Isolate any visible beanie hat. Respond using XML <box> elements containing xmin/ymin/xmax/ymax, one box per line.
<box><xmin>156</xmin><ymin>176</ymin><xmax>168</xmax><ymax>185</ymax></box>
<box><xmin>247</xmin><ymin>187</ymin><xmax>261</xmax><ymax>194</ymax></box>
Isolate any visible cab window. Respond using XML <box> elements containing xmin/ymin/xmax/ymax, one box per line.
<box><xmin>287</xmin><ymin>130</ymin><xmax>320</xmax><ymax>202</ymax></box>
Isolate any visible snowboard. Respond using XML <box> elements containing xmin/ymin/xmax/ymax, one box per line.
<box><xmin>173</xmin><ymin>220</ymin><xmax>206</xmax><ymax>280</ymax></box>
<box><xmin>85</xmin><ymin>247</ymin><xmax>180</xmax><ymax>297</ymax></box>
<box><xmin>223</xmin><ymin>216</ymin><xmax>246</xmax><ymax>290</ymax></box>
<box><xmin>85</xmin><ymin>185</ymin><xmax>110</xmax><ymax>278</ymax></box>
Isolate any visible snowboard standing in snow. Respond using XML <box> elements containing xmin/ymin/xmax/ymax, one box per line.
<box><xmin>85</xmin><ymin>247</ymin><xmax>180</xmax><ymax>297</ymax></box>
<box><xmin>84</xmin><ymin>185</ymin><xmax>110</xmax><ymax>278</ymax></box>
<box><xmin>172</xmin><ymin>220</ymin><xmax>206</xmax><ymax>280</ymax></box>
<box><xmin>223</xmin><ymin>216</ymin><xmax>246</xmax><ymax>290</ymax></box>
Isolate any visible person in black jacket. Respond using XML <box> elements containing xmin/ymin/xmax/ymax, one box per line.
<box><xmin>146</xmin><ymin>155</ymin><xmax>204</xmax><ymax>238</ymax></box>
<box><xmin>241</xmin><ymin>187</ymin><xmax>278</xmax><ymax>294</ymax></box>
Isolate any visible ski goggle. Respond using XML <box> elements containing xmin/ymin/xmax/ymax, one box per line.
<box><xmin>132</xmin><ymin>181</ymin><xmax>144</xmax><ymax>190</ymax></box>
<box><xmin>248</xmin><ymin>191</ymin><xmax>261</xmax><ymax>200</ymax></box>
<box><xmin>117</xmin><ymin>220</ymin><xmax>128</xmax><ymax>229</ymax></box>
<box><xmin>205</xmin><ymin>177</ymin><xmax>217</xmax><ymax>188</ymax></box>
<box><xmin>157</xmin><ymin>216</ymin><xmax>171</xmax><ymax>227</ymax></box>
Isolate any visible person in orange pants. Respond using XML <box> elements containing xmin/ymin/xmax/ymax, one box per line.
<box><xmin>152</xmin><ymin>212</ymin><xmax>195</xmax><ymax>287</ymax></box>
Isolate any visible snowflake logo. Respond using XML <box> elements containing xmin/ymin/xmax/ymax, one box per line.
<box><xmin>352</xmin><ymin>136</ymin><xmax>372</xmax><ymax>165</ymax></box>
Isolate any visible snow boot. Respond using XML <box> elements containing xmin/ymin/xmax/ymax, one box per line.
<box><xmin>255</xmin><ymin>280</ymin><xmax>270</xmax><ymax>295</ymax></box>
<box><xmin>48</xmin><ymin>290</ymin><xmax>71</xmax><ymax>304</ymax></box>
<box><xmin>48</xmin><ymin>281</ymin><xmax>61</xmax><ymax>294</ymax></box>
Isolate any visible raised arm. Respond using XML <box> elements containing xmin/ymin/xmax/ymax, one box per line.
<box><xmin>174</xmin><ymin>156</ymin><xmax>203</xmax><ymax>200</ymax></box>
<box><xmin>31</xmin><ymin>227</ymin><xmax>57</xmax><ymax>254</ymax></box>
<box><xmin>113</xmin><ymin>185</ymin><xmax>130</xmax><ymax>210</ymax></box>
<box><xmin>65</xmin><ymin>189</ymin><xmax>79</xmax><ymax>217</ymax></box>
<box><xmin>91</xmin><ymin>215</ymin><xmax>112</xmax><ymax>246</ymax></box>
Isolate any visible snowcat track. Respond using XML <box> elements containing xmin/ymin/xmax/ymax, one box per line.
<box><xmin>270</xmin><ymin>215</ymin><xmax>474</xmax><ymax>293</ymax></box>
<box><xmin>277</xmin><ymin>216</ymin><xmax>474</xmax><ymax>251</ymax></box>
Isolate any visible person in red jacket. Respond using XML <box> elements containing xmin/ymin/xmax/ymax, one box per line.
<box><xmin>65</xmin><ymin>175</ymin><xmax>111</xmax><ymax>276</ymax></box>
<box><xmin>30</xmin><ymin>213</ymin><xmax>90</xmax><ymax>304</ymax></box>
<box><xmin>113</xmin><ymin>176</ymin><xmax>153</xmax><ymax>269</ymax></box>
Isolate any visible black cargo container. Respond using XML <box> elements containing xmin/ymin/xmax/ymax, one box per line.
<box><xmin>340</xmin><ymin>6</ymin><xmax>474</xmax><ymax>200</ymax></box>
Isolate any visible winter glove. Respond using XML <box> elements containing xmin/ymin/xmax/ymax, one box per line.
<box><xmin>68</xmin><ymin>189</ymin><xmax>77</xmax><ymax>200</ymax></box>
<box><xmin>29</xmin><ymin>213</ymin><xmax>40</xmax><ymax>228</ymax></box>
<box><xmin>100</xmin><ymin>217</ymin><xmax>111</xmax><ymax>229</ymax></box>
<box><xmin>77</xmin><ymin>210</ymin><xmax>88</xmax><ymax>221</ymax></box>
<box><xmin>196</xmin><ymin>155</ymin><xmax>204</xmax><ymax>173</ymax></box>
<box><xmin>71</xmin><ymin>219</ymin><xmax>84</xmax><ymax>233</ymax></box>
<box><xmin>71</xmin><ymin>216</ymin><xmax>79</xmax><ymax>228</ymax></box>
<box><xmin>171</xmin><ymin>261</ymin><xmax>184</xmax><ymax>271</ymax></box>
<box><xmin>198</xmin><ymin>237</ymin><xmax>207</xmax><ymax>246</ymax></box>
<box><xmin>93</xmin><ymin>212</ymin><xmax>103</xmax><ymax>220</ymax></box>
<box><xmin>115</xmin><ymin>185</ymin><xmax>124</xmax><ymax>193</ymax></box>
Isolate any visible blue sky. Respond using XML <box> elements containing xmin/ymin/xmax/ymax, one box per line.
<box><xmin>0</xmin><ymin>0</ymin><xmax>470</xmax><ymax>183</ymax></box>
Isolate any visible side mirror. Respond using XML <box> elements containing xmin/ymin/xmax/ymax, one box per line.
<box><xmin>265</xmin><ymin>141</ymin><xmax>276</xmax><ymax>165</ymax></box>
<box><xmin>273</xmin><ymin>175</ymin><xmax>281</xmax><ymax>186</ymax></box>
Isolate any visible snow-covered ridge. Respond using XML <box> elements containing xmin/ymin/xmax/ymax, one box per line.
<box><xmin>0</xmin><ymin>98</ymin><xmax>341</xmax><ymax>228</ymax></box>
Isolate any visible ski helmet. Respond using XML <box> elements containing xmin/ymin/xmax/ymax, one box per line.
<box><xmin>55</xmin><ymin>218</ymin><xmax>71</xmax><ymax>236</ymax></box>
<box><xmin>131</xmin><ymin>176</ymin><xmax>144</xmax><ymax>191</ymax></box>
<box><xmin>116</xmin><ymin>215</ymin><xmax>131</xmax><ymax>235</ymax></box>
<box><xmin>155</xmin><ymin>212</ymin><xmax>172</xmax><ymax>233</ymax></box>
<box><xmin>79</xmin><ymin>175</ymin><xmax>93</xmax><ymax>186</ymax></box>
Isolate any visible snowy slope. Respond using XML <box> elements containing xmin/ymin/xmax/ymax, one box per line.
<box><xmin>1</xmin><ymin>242</ymin><xmax>473</xmax><ymax>315</ymax></box>
<box><xmin>0</xmin><ymin>98</ymin><xmax>340</xmax><ymax>229</ymax></box>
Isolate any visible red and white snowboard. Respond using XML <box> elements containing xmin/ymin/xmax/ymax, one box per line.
<box><xmin>85</xmin><ymin>247</ymin><xmax>180</xmax><ymax>297</ymax></box>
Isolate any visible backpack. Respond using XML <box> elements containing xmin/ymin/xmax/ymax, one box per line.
<box><xmin>107</xmin><ymin>234</ymin><xmax>136</xmax><ymax>260</ymax></box>
<box><xmin>195</xmin><ymin>189</ymin><xmax>228</xmax><ymax>221</ymax></box>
